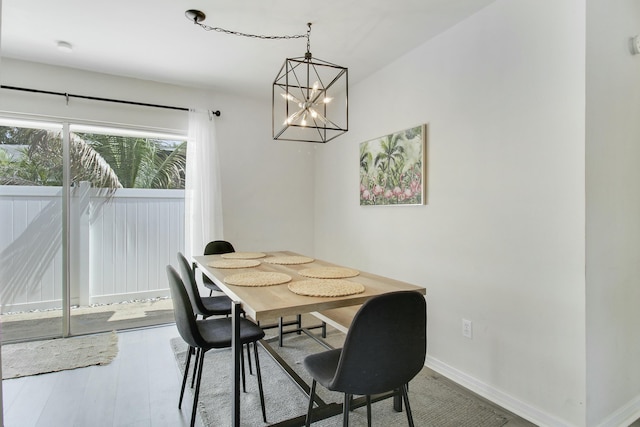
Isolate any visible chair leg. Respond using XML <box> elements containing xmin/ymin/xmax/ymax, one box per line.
<box><xmin>343</xmin><ymin>393</ymin><xmax>351</xmax><ymax>427</ymax></box>
<box><xmin>296</xmin><ymin>314</ymin><xmax>302</xmax><ymax>335</ymax></box>
<box><xmin>366</xmin><ymin>395</ymin><xmax>372</xmax><ymax>427</ymax></box>
<box><xmin>305</xmin><ymin>380</ymin><xmax>317</xmax><ymax>427</ymax></box>
<box><xmin>190</xmin><ymin>349</ymin><xmax>206</xmax><ymax>427</ymax></box>
<box><xmin>246</xmin><ymin>343</ymin><xmax>253</xmax><ymax>375</ymax></box>
<box><xmin>241</xmin><ymin>343</ymin><xmax>247</xmax><ymax>392</ymax></box>
<box><xmin>278</xmin><ymin>317</ymin><xmax>284</xmax><ymax>347</ymax></box>
<box><xmin>253</xmin><ymin>342</ymin><xmax>267</xmax><ymax>422</ymax></box>
<box><xmin>401</xmin><ymin>383</ymin><xmax>415</xmax><ymax>427</ymax></box>
<box><xmin>179</xmin><ymin>346</ymin><xmax>194</xmax><ymax>409</ymax></box>
<box><xmin>191</xmin><ymin>348</ymin><xmax>201</xmax><ymax>388</ymax></box>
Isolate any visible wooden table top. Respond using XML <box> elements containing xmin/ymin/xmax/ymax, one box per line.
<box><xmin>193</xmin><ymin>250</ymin><xmax>425</xmax><ymax>322</ymax></box>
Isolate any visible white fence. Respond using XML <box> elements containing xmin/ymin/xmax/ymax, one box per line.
<box><xmin>0</xmin><ymin>185</ymin><xmax>184</xmax><ymax>313</ymax></box>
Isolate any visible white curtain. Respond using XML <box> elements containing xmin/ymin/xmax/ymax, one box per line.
<box><xmin>185</xmin><ymin>110</ymin><xmax>224</xmax><ymax>260</ymax></box>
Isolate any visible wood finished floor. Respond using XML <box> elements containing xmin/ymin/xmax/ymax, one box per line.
<box><xmin>3</xmin><ymin>325</ymin><xmax>203</xmax><ymax>427</ymax></box>
<box><xmin>4</xmin><ymin>324</ymin><xmax>617</xmax><ymax>427</ymax></box>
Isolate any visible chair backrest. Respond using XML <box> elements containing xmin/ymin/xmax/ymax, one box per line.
<box><xmin>204</xmin><ymin>240</ymin><xmax>235</xmax><ymax>255</ymax></box>
<box><xmin>166</xmin><ymin>265</ymin><xmax>207</xmax><ymax>349</ymax></box>
<box><xmin>177</xmin><ymin>252</ymin><xmax>209</xmax><ymax>316</ymax></box>
<box><xmin>329</xmin><ymin>291</ymin><xmax>427</xmax><ymax>395</ymax></box>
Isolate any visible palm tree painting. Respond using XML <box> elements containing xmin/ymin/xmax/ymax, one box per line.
<box><xmin>359</xmin><ymin>124</ymin><xmax>426</xmax><ymax>206</ymax></box>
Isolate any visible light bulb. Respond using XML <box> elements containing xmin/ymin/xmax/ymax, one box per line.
<box><xmin>310</xmin><ymin>109</ymin><xmax>329</xmax><ymax>125</ymax></box>
<box><xmin>323</xmin><ymin>97</ymin><xmax>333</xmax><ymax>103</ymax></box>
<box><xmin>285</xmin><ymin>108</ymin><xmax>303</xmax><ymax>125</ymax></box>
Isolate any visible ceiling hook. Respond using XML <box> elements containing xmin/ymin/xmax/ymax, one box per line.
<box><xmin>185</xmin><ymin>10</ymin><xmax>206</xmax><ymax>24</ymax></box>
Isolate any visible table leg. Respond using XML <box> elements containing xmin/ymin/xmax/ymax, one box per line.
<box><xmin>232</xmin><ymin>301</ymin><xmax>241</xmax><ymax>427</ymax></box>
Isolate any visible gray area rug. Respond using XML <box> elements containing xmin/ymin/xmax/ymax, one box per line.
<box><xmin>170</xmin><ymin>330</ymin><xmax>508</xmax><ymax>427</ymax></box>
<box><xmin>2</xmin><ymin>331</ymin><xmax>118</xmax><ymax>379</ymax></box>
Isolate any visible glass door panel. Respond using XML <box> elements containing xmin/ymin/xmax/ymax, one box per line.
<box><xmin>0</xmin><ymin>121</ymin><xmax>65</xmax><ymax>343</ymax></box>
<box><xmin>67</xmin><ymin>127</ymin><xmax>185</xmax><ymax>335</ymax></box>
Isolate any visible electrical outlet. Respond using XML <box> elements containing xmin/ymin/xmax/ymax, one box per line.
<box><xmin>462</xmin><ymin>319</ymin><xmax>473</xmax><ymax>339</ymax></box>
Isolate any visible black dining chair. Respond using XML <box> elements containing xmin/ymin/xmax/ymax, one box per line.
<box><xmin>166</xmin><ymin>265</ymin><xmax>267</xmax><ymax>427</ymax></box>
<box><xmin>177</xmin><ymin>252</ymin><xmax>254</xmax><ymax>391</ymax></box>
<box><xmin>177</xmin><ymin>251</ymin><xmax>233</xmax><ymax>318</ymax></box>
<box><xmin>201</xmin><ymin>240</ymin><xmax>235</xmax><ymax>295</ymax></box>
<box><xmin>303</xmin><ymin>291</ymin><xmax>427</xmax><ymax>427</ymax></box>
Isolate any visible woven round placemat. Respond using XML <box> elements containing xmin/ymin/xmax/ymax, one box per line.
<box><xmin>263</xmin><ymin>255</ymin><xmax>315</xmax><ymax>265</ymax></box>
<box><xmin>220</xmin><ymin>252</ymin><xmax>267</xmax><ymax>259</ymax></box>
<box><xmin>207</xmin><ymin>259</ymin><xmax>261</xmax><ymax>269</ymax></box>
<box><xmin>224</xmin><ymin>271</ymin><xmax>292</xmax><ymax>287</ymax></box>
<box><xmin>288</xmin><ymin>279</ymin><xmax>365</xmax><ymax>297</ymax></box>
<box><xmin>298</xmin><ymin>267</ymin><xmax>360</xmax><ymax>279</ymax></box>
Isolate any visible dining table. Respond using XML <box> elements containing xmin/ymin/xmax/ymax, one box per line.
<box><xmin>193</xmin><ymin>250</ymin><xmax>426</xmax><ymax>427</ymax></box>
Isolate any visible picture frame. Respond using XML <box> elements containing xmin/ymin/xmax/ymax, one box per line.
<box><xmin>359</xmin><ymin>124</ymin><xmax>427</xmax><ymax>206</ymax></box>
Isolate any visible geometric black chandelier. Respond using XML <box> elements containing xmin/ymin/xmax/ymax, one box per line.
<box><xmin>272</xmin><ymin>23</ymin><xmax>348</xmax><ymax>143</ymax></box>
<box><xmin>185</xmin><ymin>10</ymin><xmax>348</xmax><ymax>143</ymax></box>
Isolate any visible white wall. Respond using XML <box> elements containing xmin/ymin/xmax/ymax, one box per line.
<box><xmin>586</xmin><ymin>1</ymin><xmax>640</xmax><ymax>426</ymax></box>
<box><xmin>315</xmin><ymin>1</ymin><xmax>588</xmax><ymax>425</ymax></box>
<box><xmin>215</xmin><ymin>95</ymin><xmax>316</xmax><ymax>254</ymax></box>
<box><xmin>0</xmin><ymin>58</ymin><xmax>315</xmax><ymax>257</ymax></box>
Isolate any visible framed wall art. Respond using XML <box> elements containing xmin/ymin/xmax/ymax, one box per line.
<box><xmin>359</xmin><ymin>124</ymin><xmax>427</xmax><ymax>206</ymax></box>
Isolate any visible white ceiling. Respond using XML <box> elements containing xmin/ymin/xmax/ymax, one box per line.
<box><xmin>1</xmin><ymin>0</ymin><xmax>495</xmax><ymax>97</ymax></box>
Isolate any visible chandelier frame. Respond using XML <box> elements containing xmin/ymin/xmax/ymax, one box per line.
<box><xmin>272</xmin><ymin>54</ymin><xmax>348</xmax><ymax>143</ymax></box>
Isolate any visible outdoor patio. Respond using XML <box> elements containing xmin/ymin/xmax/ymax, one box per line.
<box><xmin>0</xmin><ymin>297</ymin><xmax>175</xmax><ymax>343</ymax></box>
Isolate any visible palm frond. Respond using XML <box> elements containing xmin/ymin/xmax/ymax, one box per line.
<box><xmin>0</xmin><ymin>176</ymin><xmax>42</xmax><ymax>186</ymax></box>
<box><xmin>148</xmin><ymin>141</ymin><xmax>187</xmax><ymax>189</ymax></box>
<box><xmin>68</xmin><ymin>133</ymin><xmax>122</xmax><ymax>192</ymax></box>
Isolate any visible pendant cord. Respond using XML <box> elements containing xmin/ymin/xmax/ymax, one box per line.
<box><xmin>192</xmin><ymin>20</ymin><xmax>308</xmax><ymax>41</ymax></box>
<box><xmin>196</xmin><ymin>23</ymin><xmax>307</xmax><ymax>40</ymax></box>
<box><xmin>186</xmin><ymin>10</ymin><xmax>313</xmax><ymax>54</ymax></box>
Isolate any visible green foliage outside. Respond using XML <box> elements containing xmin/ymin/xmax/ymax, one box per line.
<box><xmin>0</xmin><ymin>127</ymin><xmax>186</xmax><ymax>189</ymax></box>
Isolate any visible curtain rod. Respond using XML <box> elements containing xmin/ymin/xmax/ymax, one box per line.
<box><xmin>0</xmin><ymin>85</ymin><xmax>221</xmax><ymax>117</ymax></box>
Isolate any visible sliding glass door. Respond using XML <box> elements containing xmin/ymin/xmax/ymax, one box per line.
<box><xmin>0</xmin><ymin>119</ymin><xmax>186</xmax><ymax>343</ymax></box>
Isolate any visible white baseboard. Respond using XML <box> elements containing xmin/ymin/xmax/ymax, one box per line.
<box><xmin>595</xmin><ymin>394</ymin><xmax>640</xmax><ymax>427</ymax></box>
<box><xmin>425</xmin><ymin>355</ymin><xmax>572</xmax><ymax>427</ymax></box>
